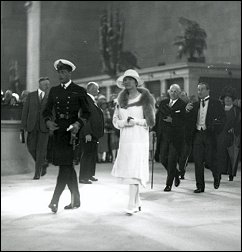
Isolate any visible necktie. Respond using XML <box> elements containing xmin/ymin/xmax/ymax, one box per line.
<box><xmin>201</xmin><ymin>97</ymin><xmax>209</xmax><ymax>107</ymax></box>
<box><xmin>62</xmin><ymin>84</ymin><xmax>66</xmax><ymax>89</ymax></box>
<box><xmin>39</xmin><ymin>92</ymin><xmax>43</xmax><ymax>101</ymax></box>
<box><xmin>169</xmin><ymin>100</ymin><xmax>173</xmax><ymax>107</ymax></box>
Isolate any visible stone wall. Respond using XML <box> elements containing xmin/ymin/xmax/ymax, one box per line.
<box><xmin>1</xmin><ymin>121</ymin><xmax>33</xmax><ymax>175</ymax></box>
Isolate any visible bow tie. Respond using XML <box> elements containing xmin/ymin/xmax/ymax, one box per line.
<box><xmin>201</xmin><ymin>97</ymin><xmax>209</xmax><ymax>107</ymax></box>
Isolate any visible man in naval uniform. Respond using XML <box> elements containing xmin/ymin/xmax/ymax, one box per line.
<box><xmin>43</xmin><ymin>59</ymin><xmax>90</xmax><ymax>213</ymax></box>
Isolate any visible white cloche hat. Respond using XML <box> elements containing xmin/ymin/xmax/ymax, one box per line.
<box><xmin>116</xmin><ymin>69</ymin><xmax>144</xmax><ymax>89</ymax></box>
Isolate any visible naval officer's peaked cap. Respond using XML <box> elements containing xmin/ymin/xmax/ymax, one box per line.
<box><xmin>54</xmin><ymin>59</ymin><xmax>76</xmax><ymax>72</ymax></box>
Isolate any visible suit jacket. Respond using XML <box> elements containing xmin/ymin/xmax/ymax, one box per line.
<box><xmin>154</xmin><ymin>98</ymin><xmax>186</xmax><ymax>152</ymax></box>
<box><xmin>79</xmin><ymin>95</ymin><xmax>104</xmax><ymax>140</ymax></box>
<box><xmin>21</xmin><ymin>90</ymin><xmax>49</xmax><ymax>133</ymax></box>
<box><xmin>187</xmin><ymin>97</ymin><xmax>226</xmax><ymax>136</ymax></box>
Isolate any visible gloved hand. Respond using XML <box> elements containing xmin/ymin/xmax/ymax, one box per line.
<box><xmin>125</xmin><ymin>118</ymin><xmax>135</xmax><ymax>127</ymax></box>
<box><xmin>131</xmin><ymin>118</ymin><xmax>147</xmax><ymax>126</ymax></box>
<box><xmin>163</xmin><ymin>116</ymin><xmax>172</xmax><ymax>123</ymax></box>
<box><xmin>46</xmin><ymin>120</ymin><xmax>59</xmax><ymax>131</ymax></box>
<box><xmin>67</xmin><ymin>122</ymin><xmax>81</xmax><ymax>134</ymax></box>
<box><xmin>85</xmin><ymin>134</ymin><xmax>92</xmax><ymax>143</ymax></box>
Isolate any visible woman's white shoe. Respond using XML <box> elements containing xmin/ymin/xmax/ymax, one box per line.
<box><xmin>125</xmin><ymin>207</ymin><xmax>141</xmax><ymax>215</ymax></box>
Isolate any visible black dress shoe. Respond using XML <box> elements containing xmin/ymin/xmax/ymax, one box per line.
<box><xmin>174</xmin><ymin>176</ymin><xmax>180</xmax><ymax>187</ymax></box>
<box><xmin>64</xmin><ymin>203</ymin><xmax>80</xmax><ymax>210</ymax></box>
<box><xmin>89</xmin><ymin>176</ymin><xmax>98</xmax><ymax>181</ymax></box>
<box><xmin>214</xmin><ymin>179</ymin><xmax>220</xmax><ymax>189</ymax></box>
<box><xmin>180</xmin><ymin>175</ymin><xmax>185</xmax><ymax>180</ymax></box>
<box><xmin>228</xmin><ymin>175</ymin><xmax>234</xmax><ymax>181</ymax></box>
<box><xmin>41</xmin><ymin>169</ymin><xmax>47</xmax><ymax>176</ymax></box>
<box><xmin>48</xmin><ymin>203</ymin><xmax>58</xmax><ymax>213</ymax></box>
<box><xmin>79</xmin><ymin>179</ymin><xmax>92</xmax><ymax>184</ymax></box>
<box><xmin>164</xmin><ymin>185</ymin><xmax>172</xmax><ymax>192</ymax></box>
<box><xmin>33</xmin><ymin>176</ymin><xmax>40</xmax><ymax>180</ymax></box>
<box><xmin>194</xmin><ymin>188</ymin><xmax>204</xmax><ymax>193</ymax></box>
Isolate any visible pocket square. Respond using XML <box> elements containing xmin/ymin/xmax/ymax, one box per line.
<box><xmin>175</xmin><ymin>110</ymin><xmax>181</xmax><ymax>113</ymax></box>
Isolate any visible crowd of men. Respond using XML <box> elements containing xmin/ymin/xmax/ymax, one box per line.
<box><xmin>2</xmin><ymin>59</ymin><xmax>241</xmax><ymax>213</ymax></box>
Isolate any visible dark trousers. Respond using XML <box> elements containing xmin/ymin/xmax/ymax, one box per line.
<box><xmin>178</xmin><ymin>140</ymin><xmax>192</xmax><ymax>176</ymax></box>
<box><xmin>79</xmin><ymin>140</ymin><xmax>98</xmax><ymax>181</ymax></box>
<box><xmin>193</xmin><ymin>130</ymin><xmax>220</xmax><ymax>190</ymax></box>
<box><xmin>160</xmin><ymin>139</ymin><xmax>179</xmax><ymax>187</ymax></box>
<box><xmin>27</xmin><ymin>128</ymin><xmax>49</xmax><ymax>177</ymax></box>
<box><xmin>51</xmin><ymin>165</ymin><xmax>80</xmax><ymax>205</ymax></box>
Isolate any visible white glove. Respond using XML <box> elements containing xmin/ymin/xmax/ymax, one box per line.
<box><xmin>116</xmin><ymin>118</ymin><xmax>135</xmax><ymax>128</ymax></box>
<box><xmin>132</xmin><ymin>118</ymin><xmax>147</xmax><ymax>127</ymax></box>
<box><xmin>115</xmin><ymin>119</ymin><xmax>127</xmax><ymax>128</ymax></box>
<box><xmin>67</xmin><ymin>122</ymin><xmax>80</xmax><ymax>134</ymax></box>
<box><xmin>124</xmin><ymin>119</ymin><xmax>135</xmax><ymax>127</ymax></box>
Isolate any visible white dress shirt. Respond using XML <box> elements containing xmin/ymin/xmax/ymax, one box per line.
<box><xmin>169</xmin><ymin>98</ymin><xmax>178</xmax><ymax>107</ymax></box>
<box><xmin>61</xmin><ymin>79</ymin><xmax>72</xmax><ymax>89</ymax></box>
<box><xmin>196</xmin><ymin>96</ymin><xmax>210</xmax><ymax>130</ymax></box>
<box><xmin>38</xmin><ymin>89</ymin><xmax>45</xmax><ymax>100</ymax></box>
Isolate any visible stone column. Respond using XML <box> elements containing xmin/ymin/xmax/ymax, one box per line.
<box><xmin>184</xmin><ymin>75</ymin><xmax>199</xmax><ymax>96</ymax></box>
<box><xmin>25</xmin><ymin>1</ymin><xmax>41</xmax><ymax>91</ymax></box>
<box><xmin>160</xmin><ymin>79</ymin><xmax>167</xmax><ymax>95</ymax></box>
<box><xmin>106</xmin><ymin>85</ymin><xmax>111</xmax><ymax>101</ymax></box>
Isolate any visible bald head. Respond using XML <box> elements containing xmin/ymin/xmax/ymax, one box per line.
<box><xmin>86</xmin><ymin>82</ymin><xmax>99</xmax><ymax>97</ymax></box>
<box><xmin>168</xmin><ymin>84</ymin><xmax>181</xmax><ymax>100</ymax></box>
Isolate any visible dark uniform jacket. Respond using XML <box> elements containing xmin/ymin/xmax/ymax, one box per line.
<box><xmin>43</xmin><ymin>82</ymin><xmax>90</xmax><ymax>165</ymax></box>
<box><xmin>79</xmin><ymin>94</ymin><xmax>104</xmax><ymax>141</ymax></box>
<box><xmin>21</xmin><ymin>90</ymin><xmax>49</xmax><ymax>133</ymax></box>
<box><xmin>154</xmin><ymin>98</ymin><xmax>186</xmax><ymax>154</ymax></box>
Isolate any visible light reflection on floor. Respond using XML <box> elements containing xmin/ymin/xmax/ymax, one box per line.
<box><xmin>1</xmin><ymin>162</ymin><xmax>241</xmax><ymax>251</ymax></box>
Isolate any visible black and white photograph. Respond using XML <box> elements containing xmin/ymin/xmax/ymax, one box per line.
<box><xmin>1</xmin><ymin>1</ymin><xmax>241</xmax><ymax>251</ymax></box>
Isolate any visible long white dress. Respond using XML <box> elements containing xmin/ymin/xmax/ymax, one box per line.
<box><xmin>111</xmin><ymin>94</ymin><xmax>149</xmax><ymax>187</ymax></box>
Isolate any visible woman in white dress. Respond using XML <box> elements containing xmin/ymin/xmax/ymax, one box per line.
<box><xmin>111</xmin><ymin>69</ymin><xmax>156</xmax><ymax>215</ymax></box>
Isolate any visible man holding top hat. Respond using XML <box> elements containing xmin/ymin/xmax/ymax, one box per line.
<box><xmin>43</xmin><ymin>59</ymin><xmax>90</xmax><ymax>213</ymax></box>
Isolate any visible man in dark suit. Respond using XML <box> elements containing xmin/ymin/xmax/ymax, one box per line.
<box><xmin>43</xmin><ymin>59</ymin><xmax>90</xmax><ymax>213</ymax></box>
<box><xmin>178</xmin><ymin>91</ymin><xmax>193</xmax><ymax>179</ymax></box>
<box><xmin>21</xmin><ymin>77</ymin><xmax>50</xmax><ymax>179</ymax></box>
<box><xmin>186</xmin><ymin>82</ymin><xmax>226</xmax><ymax>193</ymax></box>
<box><xmin>79</xmin><ymin>82</ymin><xmax>104</xmax><ymax>184</ymax></box>
<box><xmin>154</xmin><ymin>84</ymin><xmax>186</xmax><ymax>192</ymax></box>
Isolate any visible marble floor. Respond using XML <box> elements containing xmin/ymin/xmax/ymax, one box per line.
<box><xmin>1</xmin><ymin>162</ymin><xmax>241</xmax><ymax>251</ymax></box>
